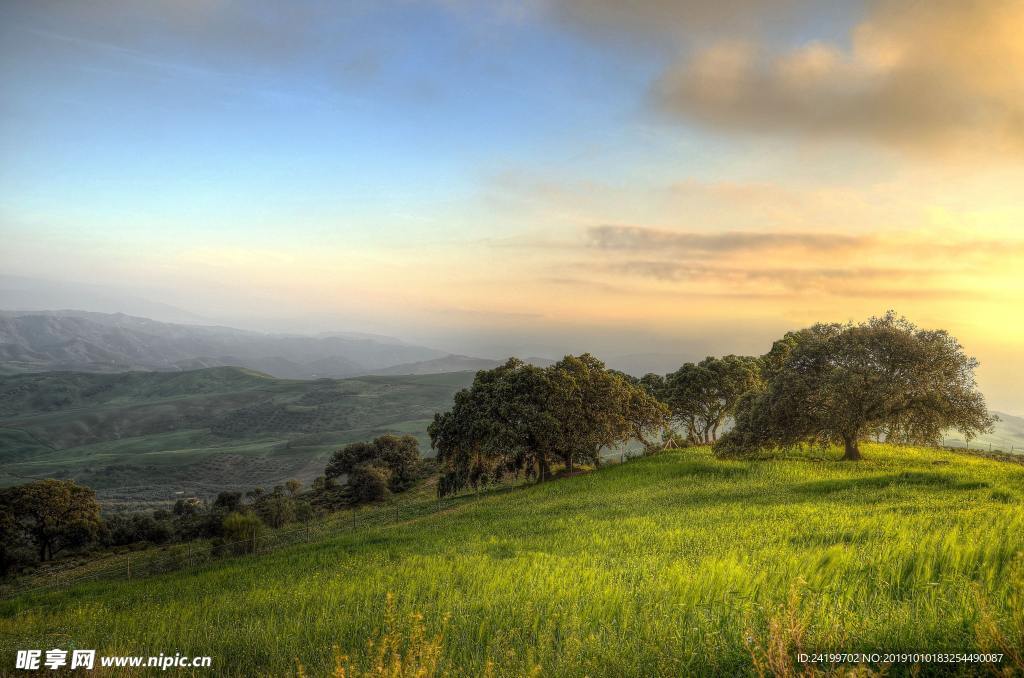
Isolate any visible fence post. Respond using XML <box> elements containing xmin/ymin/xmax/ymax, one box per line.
<box><xmin>352</xmin><ymin>509</ymin><xmax>356</xmax><ymax>531</ymax></box>
<box><xmin>187</xmin><ymin>543</ymin><xmax>192</xmax><ymax>568</ymax></box>
<box><xmin>251</xmin><ymin>530</ymin><xmax>257</xmax><ymax>555</ymax></box>
<box><xmin>126</xmin><ymin>554</ymin><xmax>131</xmax><ymax>582</ymax></box>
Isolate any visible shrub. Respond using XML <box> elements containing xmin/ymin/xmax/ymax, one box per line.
<box><xmin>348</xmin><ymin>464</ymin><xmax>390</xmax><ymax>504</ymax></box>
<box><xmin>221</xmin><ymin>512</ymin><xmax>264</xmax><ymax>554</ymax></box>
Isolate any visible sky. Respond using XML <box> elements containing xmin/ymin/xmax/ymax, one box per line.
<box><xmin>1</xmin><ymin>0</ymin><xmax>1023</xmax><ymax>411</ymax></box>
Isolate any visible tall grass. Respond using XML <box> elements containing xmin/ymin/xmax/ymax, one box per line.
<box><xmin>1</xmin><ymin>444</ymin><xmax>1022</xmax><ymax>676</ymax></box>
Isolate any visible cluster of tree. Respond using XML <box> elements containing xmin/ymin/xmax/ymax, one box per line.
<box><xmin>0</xmin><ymin>314</ymin><xmax>996</xmax><ymax>576</ymax></box>
<box><xmin>1</xmin><ymin>434</ymin><xmax>434</xmax><ymax>577</ymax></box>
<box><xmin>715</xmin><ymin>312</ymin><xmax>994</xmax><ymax>460</ymax></box>
<box><xmin>324</xmin><ymin>434</ymin><xmax>427</xmax><ymax>503</ymax></box>
<box><xmin>429</xmin><ymin>354</ymin><xmax>668</xmax><ymax>496</ymax></box>
<box><xmin>0</xmin><ymin>478</ymin><xmax>313</xmax><ymax>576</ymax></box>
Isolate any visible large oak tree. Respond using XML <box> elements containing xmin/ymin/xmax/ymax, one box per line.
<box><xmin>716</xmin><ymin>312</ymin><xmax>995</xmax><ymax>460</ymax></box>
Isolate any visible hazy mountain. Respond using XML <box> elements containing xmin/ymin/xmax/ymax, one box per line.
<box><xmin>943</xmin><ymin>411</ymin><xmax>1024</xmax><ymax>453</ymax></box>
<box><xmin>0</xmin><ymin>310</ymin><xmax>446</xmax><ymax>378</ymax></box>
<box><xmin>0</xmin><ymin>275</ymin><xmax>211</xmax><ymax>325</ymax></box>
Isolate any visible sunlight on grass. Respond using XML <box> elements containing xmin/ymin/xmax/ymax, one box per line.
<box><xmin>2</xmin><ymin>444</ymin><xmax>1022</xmax><ymax>676</ymax></box>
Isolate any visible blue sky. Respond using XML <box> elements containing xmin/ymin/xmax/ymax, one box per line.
<box><xmin>2</xmin><ymin>0</ymin><xmax>1023</xmax><ymax>411</ymax></box>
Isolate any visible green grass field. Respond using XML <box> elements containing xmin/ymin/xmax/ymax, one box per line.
<box><xmin>2</xmin><ymin>444</ymin><xmax>1022</xmax><ymax>676</ymax></box>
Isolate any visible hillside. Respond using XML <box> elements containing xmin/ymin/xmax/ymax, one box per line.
<box><xmin>0</xmin><ymin>367</ymin><xmax>474</xmax><ymax>507</ymax></box>
<box><xmin>0</xmin><ymin>310</ymin><xmax>448</xmax><ymax>378</ymax></box>
<box><xmin>367</xmin><ymin>354</ymin><xmax>556</xmax><ymax>376</ymax></box>
<box><xmin>1</xmin><ymin>444</ymin><xmax>1021</xmax><ymax>676</ymax></box>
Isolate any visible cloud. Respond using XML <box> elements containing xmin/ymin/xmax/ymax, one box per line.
<box><xmin>588</xmin><ymin>225</ymin><xmax>868</xmax><ymax>255</ymax></box>
<box><xmin>560</xmin><ymin>223</ymin><xmax>1024</xmax><ymax>304</ymax></box>
<box><xmin>650</xmin><ymin>1</ymin><xmax>1024</xmax><ymax>155</ymax></box>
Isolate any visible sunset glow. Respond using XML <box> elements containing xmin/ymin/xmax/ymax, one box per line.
<box><xmin>2</xmin><ymin>0</ymin><xmax>1023</xmax><ymax>409</ymax></box>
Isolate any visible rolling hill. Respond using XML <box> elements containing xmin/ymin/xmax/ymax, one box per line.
<box><xmin>2</xmin><ymin>444</ymin><xmax>1022</xmax><ymax>675</ymax></box>
<box><xmin>0</xmin><ymin>310</ymin><xmax>450</xmax><ymax>378</ymax></box>
<box><xmin>0</xmin><ymin>367</ymin><xmax>474</xmax><ymax>508</ymax></box>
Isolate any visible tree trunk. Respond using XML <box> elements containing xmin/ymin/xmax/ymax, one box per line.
<box><xmin>842</xmin><ymin>434</ymin><xmax>863</xmax><ymax>461</ymax></box>
<box><xmin>539</xmin><ymin>458</ymin><xmax>551</xmax><ymax>482</ymax></box>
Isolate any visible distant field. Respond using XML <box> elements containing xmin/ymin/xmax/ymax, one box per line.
<box><xmin>3</xmin><ymin>444</ymin><xmax>1021</xmax><ymax>676</ymax></box>
<box><xmin>0</xmin><ymin>367</ymin><xmax>474</xmax><ymax>507</ymax></box>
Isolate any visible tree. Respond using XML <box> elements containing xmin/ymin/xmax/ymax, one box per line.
<box><xmin>325</xmin><ymin>434</ymin><xmax>424</xmax><ymax>501</ymax></box>
<box><xmin>0</xmin><ymin>502</ymin><xmax>18</xmax><ymax>575</ymax></box>
<box><xmin>347</xmin><ymin>464</ymin><xmax>391</xmax><ymax>503</ymax></box>
<box><xmin>257</xmin><ymin>493</ymin><xmax>296</xmax><ymax>528</ymax></box>
<box><xmin>0</xmin><ymin>479</ymin><xmax>103</xmax><ymax>561</ymax></box>
<box><xmin>325</xmin><ymin>442</ymin><xmax>376</xmax><ymax>481</ymax></box>
<box><xmin>663</xmin><ymin>356</ymin><xmax>763</xmax><ymax>443</ymax></box>
<box><xmin>716</xmin><ymin>312</ymin><xmax>995</xmax><ymax>460</ymax></box>
<box><xmin>372</xmin><ymin>434</ymin><xmax>421</xmax><ymax>491</ymax></box>
<box><xmin>546</xmin><ymin>354</ymin><xmax>668</xmax><ymax>471</ymax></box>
<box><xmin>430</xmin><ymin>355</ymin><xmax>668</xmax><ymax>495</ymax></box>
<box><xmin>213</xmin><ymin>491</ymin><xmax>243</xmax><ymax>513</ymax></box>
<box><xmin>173</xmin><ymin>497</ymin><xmax>202</xmax><ymax>516</ymax></box>
<box><xmin>430</xmin><ymin>359</ymin><xmax>555</xmax><ymax>494</ymax></box>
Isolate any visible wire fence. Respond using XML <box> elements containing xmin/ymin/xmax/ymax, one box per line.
<box><xmin>0</xmin><ymin>453</ymin><xmax>640</xmax><ymax>603</ymax></box>
<box><xmin>939</xmin><ymin>436</ymin><xmax>1022</xmax><ymax>454</ymax></box>
<box><xmin>4</xmin><ymin>439</ymin><xmax>1017</xmax><ymax>603</ymax></box>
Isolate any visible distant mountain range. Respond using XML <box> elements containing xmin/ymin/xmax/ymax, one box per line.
<box><xmin>0</xmin><ymin>310</ymin><xmax>468</xmax><ymax>379</ymax></box>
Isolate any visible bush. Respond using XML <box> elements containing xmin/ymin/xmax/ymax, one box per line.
<box><xmin>221</xmin><ymin>512</ymin><xmax>264</xmax><ymax>554</ymax></box>
<box><xmin>348</xmin><ymin>464</ymin><xmax>391</xmax><ymax>504</ymax></box>
<box><xmin>325</xmin><ymin>435</ymin><xmax>424</xmax><ymax>502</ymax></box>
<box><xmin>257</xmin><ymin>494</ymin><xmax>296</xmax><ymax>529</ymax></box>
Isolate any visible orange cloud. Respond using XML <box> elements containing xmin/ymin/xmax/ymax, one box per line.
<box><xmin>652</xmin><ymin>1</ymin><xmax>1024</xmax><ymax>156</ymax></box>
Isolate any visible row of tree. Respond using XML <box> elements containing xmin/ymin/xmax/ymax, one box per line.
<box><xmin>0</xmin><ymin>478</ymin><xmax>315</xmax><ymax>575</ymax></box>
<box><xmin>0</xmin><ymin>434</ymin><xmax>430</xmax><ymax>576</ymax></box>
<box><xmin>428</xmin><ymin>312</ymin><xmax>994</xmax><ymax>484</ymax></box>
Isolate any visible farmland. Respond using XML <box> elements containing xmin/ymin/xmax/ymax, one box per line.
<box><xmin>0</xmin><ymin>367</ymin><xmax>473</xmax><ymax>508</ymax></box>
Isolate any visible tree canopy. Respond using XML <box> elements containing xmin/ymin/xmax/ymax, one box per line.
<box><xmin>326</xmin><ymin>433</ymin><xmax>423</xmax><ymax>498</ymax></box>
<box><xmin>429</xmin><ymin>354</ymin><xmax>668</xmax><ymax>496</ymax></box>
<box><xmin>716</xmin><ymin>312</ymin><xmax>995</xmax><ymax>460</ymax></box>
<box><xmin>658</xmin><ymin>355</ymin><xmax>763</xmax><ymax>444</ymax></box>
<box><xmin>0</xmin><ymin>479</ymin><xmax>103</xmax><ymax>562</ymax></box>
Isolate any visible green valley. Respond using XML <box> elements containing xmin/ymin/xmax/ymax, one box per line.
<box><xmin>0</xmin><ymin>367</ymin><xmax>473</xmax><ymax>509</ymax></box>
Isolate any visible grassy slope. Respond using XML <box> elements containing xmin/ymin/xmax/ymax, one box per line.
<box><xmin>2</xmin><ymin>444</ymin><xmax>1022</xmax><ymax>676</ymax></box>
<box><xmin>0</xmin><ymin>368</ymin><xmax>474</xmax><ymax>506</ymax></box>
